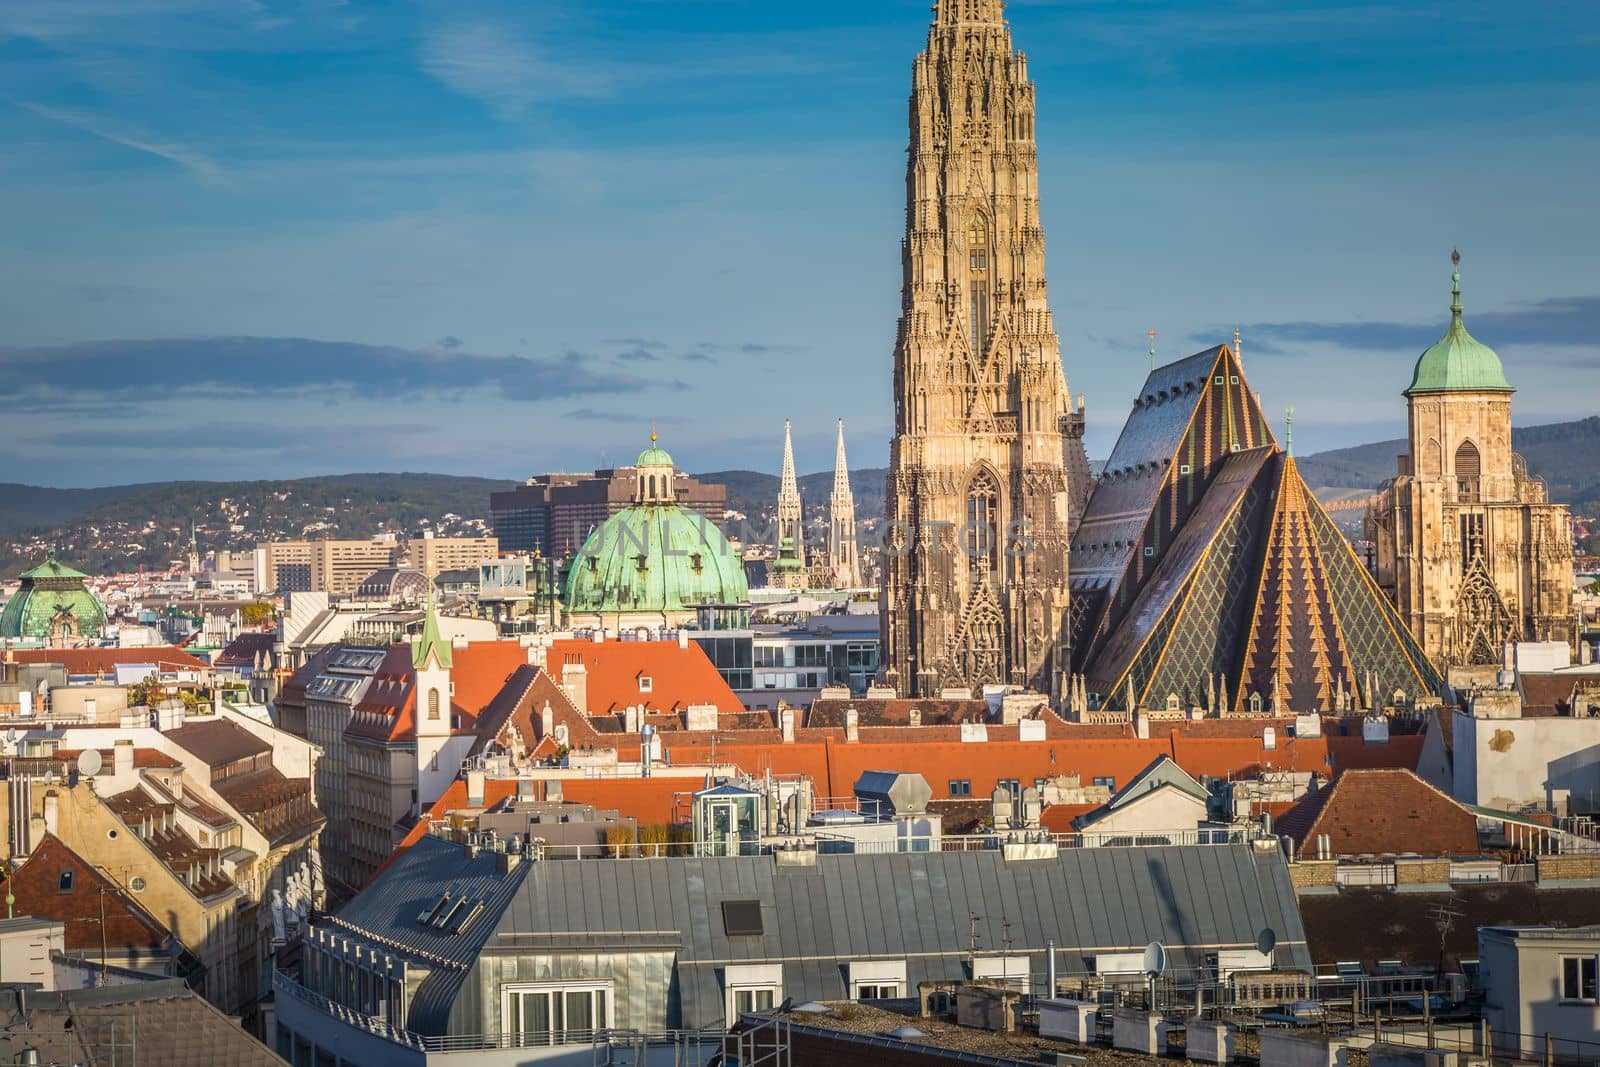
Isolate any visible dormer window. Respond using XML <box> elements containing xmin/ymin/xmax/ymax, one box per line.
<box><xmin>638</xmin><ymin>676</ymin><xmax>653</xmax><ymax>694</ymax></box>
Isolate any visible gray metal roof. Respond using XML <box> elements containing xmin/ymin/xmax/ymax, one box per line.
<box><xmin>328</xmin><ymin>835</ymin><xmax>529</xmax><ymax>1031</ymax></box>
<box><xmin>332</xmin><ymin>838</ymin><xmax>1311</xmax><ymax>1034</ymax></box>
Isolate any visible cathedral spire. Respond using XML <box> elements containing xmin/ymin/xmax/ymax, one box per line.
<box><xmin>1450</xmin><ymin>248</ymin><xmax>1463</xmax><ymax>318</ymax></box>
<box><xmin>773</xmin><ymin>419</ymin><xmax>806</xmax><ymax>589</ymax></box>
<box><xmin>828</xmin><ymin>419</ymin><xmax>861</xmax><ymax>588</ymax></box>
<box><xmin>934</xmin><ymin>0</ymin><xmax>1007</xmax><ymax>25</ymax></box>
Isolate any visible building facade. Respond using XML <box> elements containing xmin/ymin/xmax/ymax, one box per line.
<box><xmin>1373</xmin><ymin>255</ymin><xmax>1575</xmax><ymax>667</ymax></box>
<box><xmin>881</xmin><ymin>0</ymin><xmax>1082</xmax><ymax>700</ymax></box>
<box><xmin>490</xmin><ymin>467</ymin><xmax>727</xmax><ymax>558</ymax></box>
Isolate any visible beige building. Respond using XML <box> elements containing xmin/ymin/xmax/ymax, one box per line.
<box><xmin>881</xmin><ymin>0</ymin><xmax>1085</xmax><ymax>700</ymax></box>
<box><xmin>257</xmin><ymin>535</ymin><xmax>499</xmax><ymax>596</ymax></box>
<box><xmin>410</xmin><ymin>533</ymin><xmax>499</xmax><ymax>578</ymax></box>
<box><xmin>1374</xmin><ymin>254</ymin><xmax>1574</xmax><ymax>667</ymax></box>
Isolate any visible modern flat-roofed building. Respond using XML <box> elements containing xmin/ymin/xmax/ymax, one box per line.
<box><xmin>491</xmin><ymin>467</ymin><xmax>726</xmax><ymax>558</ymax></box>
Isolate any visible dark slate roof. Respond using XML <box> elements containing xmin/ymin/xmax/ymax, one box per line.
<box><xmin>331</xmin><ymin>838</ymin><xmax>1312</xmax><ymax>1035</ymax></box>
<box><xmin>494</xmin><ymin>843</ymin><xmax>1310</xmax><ymax>1030</ymax></box>
<box><xmin>217</xmin><ymin>630</ymin><xmax>277</xmax><ymax>668</ymax></box>
<box><xmin>326</xmin><ymin>834</ymin><xmax>529</xmax><ymax>1032</ymax></box>
<box><xmin>165</xmin><ymin>718</ymin><xmax>272</xmax><ymax>767</ymax></box>
<box><xmin>0</xmin><ymin>979</ymin><xmax>286</xmax><ymax>1066</ymax></box>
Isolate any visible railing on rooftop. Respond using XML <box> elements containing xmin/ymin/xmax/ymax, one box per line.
<box><xmin>423</xmin><ymin>819</ymin><xmax>1267</xmax><ymax>861</ymax></box>
<box><xmin>274</xmin><ymin>969</ymin><xmax>721</xmax><ymax>1054</ymax></box>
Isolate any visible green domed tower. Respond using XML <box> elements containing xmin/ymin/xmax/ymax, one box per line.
<box><xmin>0</xmin><ymin>548</ymin><xmax>110</xmax><ymax>642</ymax></box>
<box><xmin>564</xmin><ymin>431</ymin><xmax>747</xmax><ymax>628</ymax></box>
<box><xmin>1373</xmin><ymin>252</ymin><xmax>1575</xmax><ymax>666</ymax></box>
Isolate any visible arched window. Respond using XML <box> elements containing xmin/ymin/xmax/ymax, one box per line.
<box><xmin>428</xmin><ymin>688</ymin><xmax>441</xmax><ymax>721</ymax></box>
<box><xmin>1455</xmin><ymin>440</ymin><xmax>1481</xmax><ymax>503</ymax></box>
<box><xmin>966</xmin><ymin>468</ymin><xmax>1000</xmax><ymax>579</ymax></box>
<box><xmin>968</xmin><ymin>216</ymin><xmax>989</xmax><ymax>347</ymax></box>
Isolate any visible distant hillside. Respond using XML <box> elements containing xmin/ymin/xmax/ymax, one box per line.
<box><xmin>0</xmin><ymin>483</ymin><xmax>155</xmax><ymax>533</ymax></box>
<box><xmin>0</xmin><ymin>473</ymin><xmax>513</xmax><ymax>578</ymax></box>
<box><xmin>1297</xmin><ymin>415</ymin><xmax>1600</xmax><ymax>514</ymax></box>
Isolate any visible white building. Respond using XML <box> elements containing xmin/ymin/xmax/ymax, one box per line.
<box><xmin>1480</xmin><ymin>925</ymin><xmax>1600</xmax><ymax>1059</ymax></box>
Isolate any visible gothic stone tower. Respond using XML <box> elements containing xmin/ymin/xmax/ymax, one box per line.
<box><xmin>830</xmin><ymin>419</ymin><xmax>863</xmax><ymax>588</ymax></box>
<box><xmin>881</xmin><ymin>0</ymin><xmax>1077</xmax><ymax>700</ymax></box>
<box><xmin>1373</xmin><ymin>254</ymin><xmax>1574</xmax><ymax>666</ymax></box>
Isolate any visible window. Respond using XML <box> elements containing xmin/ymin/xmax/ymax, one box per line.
<box><xmin>1092</xmin><ymin>776</ymin><xmax>1116</xmax><ymax>790</ymax></box>
<box><xmin>724</xmin><ymin>963</ymin><xmax>783</xmax><ymax>1026</ymax></box>
<box><xmin>1455</xmin><ymin>440</ymin><xmax>1482</xmax><ymax>503</ymax></box>
<box><xmin>722</xmin><ymin>899</ymin><xmax>764</xmax><ymax>937</ymax></box>
<box><xmin>949</xmin><ymin>779</ymin><xmax>972</xmax><ymax>797</ymax></box>
<box><xmin>638</xmin><ymin>675</ymin><xmax>653</xmax><ymax>694</ymax></box>
<box><xmin>427</xmin><ymin>688</ymin><xmax>441</xmax><ymax>721</ymax></box>
<box><xmin>997</xmin><ymin>778</ymin><xmax>1021</xmax><ymax>795</ymax></box>
<box><xmin>58</xmin><ymin>869</ymin><xmax>74</xmax><ymax>893</ymax></box>
<box><xmin>732</xmin><ymin>986</ymin><xmax>775</xmax><ymax>1016</ymax></box>
<box><xmin>966</xmin><ymin>468</ymin><xmax>1000</xmax><ymax>578</ymax></box>
<box><xmin>505</xmin><ymin>983</ymin><xmax>612</xmax><ymax>1046</ymax></box>
<box><xmin>968</xmin><ymin>217</ymin><xmax>989</xmax><ymax>345</ymax></box>
<box><xmin>850</xmin><ymin>960</ymin><xmax>908</xmax><ymax>1001</ymax></box>
<box><xmin>1180</xmin><ymin>464</ymin><xmax>1191</xmax><ymax>475</ymax></box>
<box><xmin>1562</xmin><ymin>956</ymin><xmax>1598</xmax><ymax>1001</ymax></box>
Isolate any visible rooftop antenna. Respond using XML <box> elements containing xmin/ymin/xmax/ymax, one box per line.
<box><xmin>1147</xmin><ymin>329</ymin><xmax>1158</xmax><ymax>374</ymax></box>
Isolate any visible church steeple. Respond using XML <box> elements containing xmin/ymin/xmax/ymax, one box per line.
<box><xmin>773</xmin><ymin>419</ymin><xmax>806</xmax><ymax>589</ymax></box>
<box><xmin>882</xmin><ymin>0</ymin><xmax>1076</xmax><ymax>700</ymax></box>
<box><xmin>828</xmin><ymin>419</ymin><xmax>861</xmax><ymax>589</ymax></box>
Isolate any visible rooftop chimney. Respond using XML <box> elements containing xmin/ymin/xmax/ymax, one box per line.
<box><xmin>845</xmin><ymin>707</ymin><xmax>860</xmax><ymax>743</ymax></box>
<box><xmin>561</xmin><ymin>656</ymin><xmax>588</xmax><ymax>714</ymax></box>
<box><xmin>467</xmin><ymin>769</ymin><xmax>486</xmax><ymax>807</ymax></box>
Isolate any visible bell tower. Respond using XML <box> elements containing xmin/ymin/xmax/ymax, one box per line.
<box><xmin>881</xmin><ymin>0</ymin><xmax>1080</xmax><ymax>699</ymax></box>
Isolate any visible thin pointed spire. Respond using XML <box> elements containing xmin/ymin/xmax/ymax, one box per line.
<box><xmin>828</xmin><ymin>419</ymin><xmax>861</xmax><ymax>588</ymax></box>
<box><xmin>1233</xmin><ymin>325</ymin><xmax>1243</xmax><ymax>370</ymax></box>
<box><xmin>1450</xmin><ymin>248</ymin><xmax>1463</xmax><ymax>318</ymax></box>
<box><xmin>780</xmin><ymin>419</ymin><xmax>799</xmax><ymax>501</ymax></box>
<box><xmin>1285</xmin><ymin>406</ymin><xmax>1295</xmax><ymax>458</ymax></box>
<box><xmin>1147</xmin><ymin>329</ymin><xmax>1157</xmax><ymax>374</ymax></box>
<box><xmin>412</xmin><ymin>580</ymin><xmax>452</xmax><ymax>669</ymax></box>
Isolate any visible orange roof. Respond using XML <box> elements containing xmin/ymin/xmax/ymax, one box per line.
<box><xmin>545</xmin><ymin>639</ymin><xmax>742</xmax><ymax>715</ymax></box>
<box><xmin>346</xmin><ymin>640</ymin><xmax>529</xmax><ymax>743</ymax></box>
<box><xmin>11</xmin><ymin>646</ymin><xmax>207</xmax><ymax>673</ymax></box>
<box><xmin>1040</xmin><ymin>803</ymin><xmax>1099</xmax><ymax>833</ymax></box>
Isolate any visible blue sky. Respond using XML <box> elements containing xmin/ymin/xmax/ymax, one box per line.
<box><xmin>2</xmin><ymin>0</ymin><xmax>1597</xmax><ymax>487</ymax></box>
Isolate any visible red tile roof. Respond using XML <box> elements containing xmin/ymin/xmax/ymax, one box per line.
<box><xmin>10</xmin><ymin>647</ymin><xmax>207</xmax><ymax>674</ymax></box>
<box><xmin>3</xmin><ymin>835</ymin><xmax>172</xmax><ymax>952</ymax></box>
<box><xmin>345</xmin><ymin>640</ymin><xmax>530</xmax><ymax>743</ymax></box>
<box><xmin>1276</xmin><ymin>768</ymin><xmax>1480</xmax><ymax>859</ymax></box>
<box><xmin>545</xmin><ymin>639</ymin><xmax>742</xmax><ymax>715</ymax></box>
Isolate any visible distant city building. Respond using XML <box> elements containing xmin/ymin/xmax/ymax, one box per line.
<box><xmin>0</xmin><ymin>549</ymin><xmax>109</xmax><ymax>644</ymax></box>
<box><xmin>253</xmin><ymin>535</ymin><xmax>497</xmax><ymax>596</ymax></box>
<box><xmin>490</xmin><ymin>462</ymin><xmax>726</xmax><ymax>558</ymax></box>
<box><xmin>881</xmin><ymin>0</ymin><xmax>1080</xmax><ymax>700</ymax></box>
<box><xmin>1373</xmin><ymin>253</ymin><xmax>1575</xmax><ymax>666</ymax></box>
<box><xmin>563</xmin><ymin>435</ymin><xmax>749</xmax><ymax>632</ymax></box>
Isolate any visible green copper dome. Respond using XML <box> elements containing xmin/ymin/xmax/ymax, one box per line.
<box><xmin>0</xmin><ymin>548</ymin><xmax>109</xmax><ymax>641</ymax></box>
<box><xmin>1405</xmin><ymin>252</ymin><xmax>1513</xmax><ymax>396</ymax></box>
<box><xmin>565</xmin><ymin>504</ymin><xmax>748</xmax><ymax>617</ymax></box>
<box><xmin>636</xmin><ymin>427</ymin><xmax>674</xmax><ymax>468</ymax></box>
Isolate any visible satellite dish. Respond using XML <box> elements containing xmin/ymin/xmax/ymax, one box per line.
<box><xmin>1142</xmin><ymin>941</ymin><xmax>1167</xmax><ymax>978</ymax></box>
<box><xmin>1256</xmin><ymin>928</ymin><xmax>1278</xmax><ymax>956</ymax></box>
<box><xmin>78</xmin><ymin>749</ymin><xmax>103</xmax><ymax>778</ymax></box>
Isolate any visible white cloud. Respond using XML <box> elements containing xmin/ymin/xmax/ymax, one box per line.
<box><xmin>16</xmin><ymin>101</ymin><xmax>224</xmax><ymax>183</ymax></box>
<box><xmin>419</xmin><ymin>20</ymin><xmax>615</xmax><ymax>118</ymax></box>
